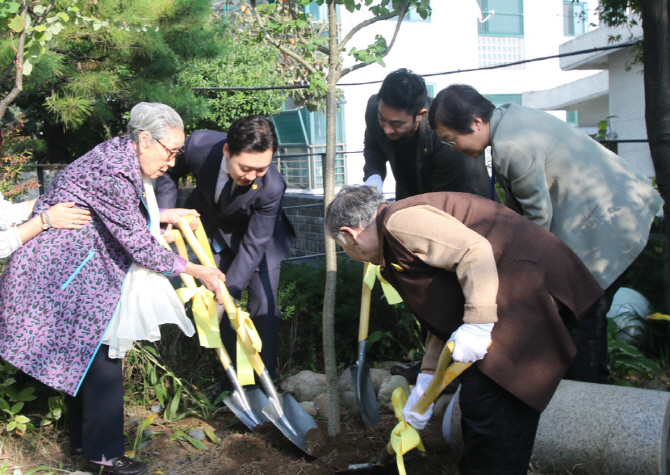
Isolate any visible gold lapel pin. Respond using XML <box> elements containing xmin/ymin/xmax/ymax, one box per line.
<box><xmin>252</xmin><ymin>184</ymin><xmax>258</xmax><ymax>190</ymax></box>
<box><xmin>391</xmin><ymin>263</ymin><xmax>404</xmax><ymax>272</ymax></box>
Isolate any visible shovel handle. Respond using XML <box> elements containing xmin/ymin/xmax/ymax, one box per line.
<box><xmin>177</xmin><ymin>217</ymin><xmax>266</xmax><ymax>376</ymax></box>
<box><xmin>358</xmin><ymin>262</ymin><xmax>372</xmax><ymax>343</ymax></box>
<box><xmin>411</xmin><ymin>340</ymin><xmax>473</xmax><ymax>416</ymax></box>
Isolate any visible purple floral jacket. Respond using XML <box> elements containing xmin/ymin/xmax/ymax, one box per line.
<box><xmin>0</xmin><ymin>137</ymin><xmax>181</xmax><ymax>396</ymax></box>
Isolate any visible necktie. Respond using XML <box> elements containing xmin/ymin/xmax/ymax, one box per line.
<box><xmin>217</xmin><ymin>176</ymin><xmax>234</xmax><ymax>211</ymax></box>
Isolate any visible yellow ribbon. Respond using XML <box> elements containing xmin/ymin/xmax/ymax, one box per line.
<box><xmin>364</xmin><ymin>263</ymin><xmax>403</xmax><ymax>305</ymax></box>
<box><xmin>647</xmin><ymin>313</ymin><xmax>670</xmax><ymax>321</ymax></box>
<box><xmin>389</xmin><ymin>387</ymin><xmax>425</xmax><ymax>475</ymax></box>
<box><xmin>229</xmin><ymin>305</ymin><xmax>264</xmax><ymax>386</ymax></box>
<box><xmin>175</xmin><ymin>286</ymin><xmax>223</xmax><ymax>349</ymax></box>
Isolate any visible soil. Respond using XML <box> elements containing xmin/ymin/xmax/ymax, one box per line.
<box><xmin>12</xmin><ymin>408</ymin><xmax>460</xmax><ymax>475</ymax></box>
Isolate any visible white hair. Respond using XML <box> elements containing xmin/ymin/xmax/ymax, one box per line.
<box><xmin>127</xmin><ymin>102</ymin><xmax>184</xmax><ymax>144</ymax></box>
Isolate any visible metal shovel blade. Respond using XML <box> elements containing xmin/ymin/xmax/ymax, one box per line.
<box><xmin>262</xmin><ymin>391</ymin><xmax>318</xmax><ymax>455</ymax></box>
<box><xmin>351</xmin><ymin>339</ymin><xmax>378</xmax><ymax>428</ymax></box>
<box><xmin>243</xmin><ymin>386</ymin><xmax>272</xmax><ymax>425</ymax></box>
<box><xmin>222</xmin><ymin>390</ymin><xmax>264</xmax><ymax>432</ymax></box>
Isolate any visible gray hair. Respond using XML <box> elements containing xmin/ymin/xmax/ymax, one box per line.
<box><xmin>127</xmin><ymin>102</ymin><xmax>184</xmax><ymax>144</ymax></box>
<box><xmin>325</xmin><ymin>185</ymin><xmax>387</xmax><ymax>243</ymax></box>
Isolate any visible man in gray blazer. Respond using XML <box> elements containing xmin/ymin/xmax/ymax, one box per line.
<box><xmin>428</xmin><ymin>84</ymin><xmax>663</xmax><ymax>383</ymax></box>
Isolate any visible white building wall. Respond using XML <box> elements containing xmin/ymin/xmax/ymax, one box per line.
<box><xmin>336</xmin><ymin>0</ymin><xmax>602</xmax><ymax>190</ymax></box>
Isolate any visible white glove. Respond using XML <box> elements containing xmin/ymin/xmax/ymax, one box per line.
<box><xmin>364</xmin><ymin>174</ymin><xmax>384</xmax><ymax>192</ymax></box>
<box><xmin>448</xmin><ymin>322</ymin><xmax>493</xmax><ymax>363</ymax></box>
<box><xmin>402</xmin><ymin>373</ymin><xmax>434</xmax><ymax>430</ymax></box>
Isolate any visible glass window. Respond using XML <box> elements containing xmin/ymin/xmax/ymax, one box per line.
<box><xmin>563</xmin><ymin>1</ymin><xmax>587</xmax><ymax>36</ymax></box>
<box><xmin>477</xmin><ymin>0</ymin><xmax>524</xmax><ymax>37</ymax></box>
<box><xmin>566</xmin><ymin>110</ymin><xmax>579</xmax><ymax>126</ymax></box>
<box><xmin>426</xmin><ymin>83</ymin><xmax>436</xmax><ymax>99</ymax></box>
<box><xmin>483</xmin><ymin>94</ymin><xmax>522</xmax><ymax>107</ymax></box>
<box><xmin>478</xmin><ymin>37</ymin><xmax>524</xmax><ymax>68</ymax></box>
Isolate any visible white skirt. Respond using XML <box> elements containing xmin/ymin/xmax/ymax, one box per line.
<box><xmin>103</xmin><ymin>264</ymin><xmax>195</xmax><ymax>359</ymax></box>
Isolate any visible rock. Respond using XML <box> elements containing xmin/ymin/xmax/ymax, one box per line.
<box><xmin>377</xmin><ymin>375</ymin><xmax>410</xmax><ymax>407</ymax></box>
<box><xmin>644</xmin><ymin>380</ymin><xmax>669</xmax><ymax>391</ymax></box>
<box><xmin>299</xmin><ymin>401</ymin><xmax>317</xmax><ymax>417</ymax></box>
<box><xmin>370</xmin><ymin>368</ymin><xmax>391</xmax><ymax>391</ymax></box>
<box><xmin>376</xmin><ymin>361</ymin><xmax>404</xmax><ymax>370</ymax></box>
<box><xmin>139</xmin><ymin>440</ymin><xmax>152</xmax><ymax>449</ymax></box>
<box><xmin>124</xmin><ymin>417</ymin><xmax>140</xmax><ymax>425</ymax></box>
<box><xmin>151</xmin><ymin>404</ymin><xmax>163</xmax><ymax>413</ymax></box>
<box><xmin>279</xmin><ymin>370</ymin><xmax>327</xmax><ymax>402</ymax></box>
<box><xmin>341</xmin><ymin>391</ymin><xmax>360</xmax><ymax>414</ymax></box>
<box><xmin>188</xmin><ymin>428</ymin><xmax>206</xmax><ymax>441</ymax></box>
<box><xmin>313</xmin><ymin>393</ymin><xmax>329</xmax><ymax>418</ymax></box>
<box><xmin>433</xmin><ymin>393</ymin><xmax>454</xmax><ymax>419</ymax></box>
<box><xmin>337</xmin><ymin>368</ymin><xmax>354</xmax><ymax>394</ymax></box>
<box><xmin>142</xmin><ymin>428</ymin><xmax>156</xmax><ymax>438</ymax></box>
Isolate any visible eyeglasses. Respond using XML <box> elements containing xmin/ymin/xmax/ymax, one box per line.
<box><xmin>156</xmin><ymin>139</ymin><xmax>184</xmax><ymax>160</ymax></box>
<box><xmin>441</xmin><ymin>136</ymin><xmax>458</xmax><ymax>147</ymax></box>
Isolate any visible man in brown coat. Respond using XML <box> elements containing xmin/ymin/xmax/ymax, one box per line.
<box><xmin>325</xmin><ymin>185</ymin><xmax>603</xmax><ymax>475</ymax></box>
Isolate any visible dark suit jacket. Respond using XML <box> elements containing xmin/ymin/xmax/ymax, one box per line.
<box><xmin>363</xmin><ymin>94</ymin><xmax>494</xmax><ymax>201</ymax></box>
<box><xmin>156</xmin><ymin>130</ymin><xmax>295</xmax><ymax>299</ymax></box>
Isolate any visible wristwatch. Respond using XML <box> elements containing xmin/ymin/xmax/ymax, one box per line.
<box><xmin>40</xmin><ymin>211</ymin><xmax>52</xmax><ymax>230</ymax></box>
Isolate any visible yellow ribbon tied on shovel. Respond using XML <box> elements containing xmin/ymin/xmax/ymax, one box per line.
<box><xmin>389</xmin><ymin>387</ymin><xmax>425</xmax><ymax>475</ymax></box>
<box><xmin>176</xmin><ymin>217</ymin><xmax>263</xmax><ymax>387</ymax></box>
<box><xmin>363</xmin><ymin>263</ymin><xmax>403</xmax><ymax>305</ymax></box>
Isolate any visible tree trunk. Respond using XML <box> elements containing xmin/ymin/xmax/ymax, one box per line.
<box><xmin>322</xmin><ymin>0</ymin><xmax>340</xmax><ymax>436</ymax></box>
<box><xmin>0</xmin><ymin>1</ymin><xmax>27</xmax><ymax>120</ymax></box>
<box><xmin>640</xmin><ymin>0</ymin><xmax>670</xmax><ymax>311</ymax></box>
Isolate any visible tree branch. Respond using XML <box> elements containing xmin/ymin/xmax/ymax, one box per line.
<box><xmin>339</xmin><ymin>2</ymin><xmax>407</xmax><ymax>51</ymax></box>
<box><xmin>249</xmin><ymin>0</ymin><xmax>319</xmax><ymax>75</ymax></box>
<box><xmin>340</xmin><ymin>1</ymin><xmax>409</xmax><ymax>77</ymax></box>
<box><xmin>52</xmin><ymin>48</ymin><xmax>108</xmax><ymax>62</ymax></box>
<box><xmin>0</xmin><ymin>2</ymin><xmax>28</xmax><ymax>120</ymax></box>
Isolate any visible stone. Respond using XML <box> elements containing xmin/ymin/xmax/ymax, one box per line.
<box><xmin>188</xmin><ymin>428</ymin><xmax>206</xmax><ymax>442</ymax></box>
<box><xmin>433</xmin><ymin>393</ymin><xmax>453</xmax><ymax>419</ymax></box>
<box><xmin>313</xmin><ymin>393</ymin><xmax>329</xmax><ymax>418</ymax></box>
<box><xmin>151</xmin><ymin>404</ymin><xmax>163</xmax><ymax>413</ymax></box>
<box><xmin>370</xmin><ymin>368</ymin><xmax>391</xmax><ymax>391</ymax></box>
<box><xmin>377</xmin><ymin>375</ymin><xmax>410</xmax><ymax>407</ymax></box>
<box><xmin>124</xmin><ymin>417</ymin><xmax>140</xmax><ymax>425</ymax></box>
<box><xmin>341</xmin><ymin>391</ymin><xmax>360</xmax><ymax>414</ymax></box>
<box><xmin>337</xmin><ymin>368</ymin><xmax>354</xmax><ymax>394</ymax></box>
<box><xmin>279</xmin><ymin>370</ymin><xmax>327</xmax><ymax>402</ymax></box>
<box><xmin>142</xmin><ymin>428</ymin><xmax>156</xmax><ymax>438</ymax></box>
<box><xmin>644</xmin><ymin>379</ymin><xmax>669</xmax><ymax>392</ymax></box>
<box><xmin>450</xmin><ymin>380</ymin><xmax>670</xmax><ymax>475</ymax></box>
<box><xmin>375</xmin><ymin>361</ymin><xmax>404</xmax><ymax>370</ymax></box>
<box><xmin>299</xmin><ymin>401</ymin><xmax>317</xmax><ymax>417</ymax></box>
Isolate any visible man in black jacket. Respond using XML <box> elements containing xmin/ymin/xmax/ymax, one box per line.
<box><xmin>156</xmin><ymin>116</ymin><xmax>295</xmax><ymax>383</ymax></box>
<box><xmin>363</xmin><ymin>68</ymin><xmax>493</xmax><ymax>200</ymax></box>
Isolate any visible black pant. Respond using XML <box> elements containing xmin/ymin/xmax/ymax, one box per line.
<box><xmin>65</xmin><ymin>344</ymin><xmax>125</xmax><ymax>460</ymax></box>
<box><xmin>216</xmin><ymin>250</ymin><xmax>281</xmax><ymax>381</ymax></box>
<box><xmin>458</xmin><ymin>365</ymin><xmax>541</xmax><ymax>475</ymax></box>
<box><xmin>564</xmin><ymin>268</ymin><xmax>629</xmax><ymax>384</ymax></box>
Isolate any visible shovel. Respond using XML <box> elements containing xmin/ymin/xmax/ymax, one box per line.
<box><xmin>340</xmin><ymin>341</ymin><xmax>472</xmax><ymax>474</ymax></box>
<box><xmin>351</xmin><ymin>262</ymin><xmax>378</xmax><ymax>428</ymax></box>
<box><xmin>176</xmin><ymin>218</ymin><xmax>318</xmax><ymax>455</ymax></box>
<box><xmin>159</xmin><ymin>231</ymin><xmax>269</xmax><ymax>431</ymax></box>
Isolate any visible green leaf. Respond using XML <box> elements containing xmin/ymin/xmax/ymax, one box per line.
<box><xmin>145</xmin><ymin>346</ymin><xmax>158</xmax><ymax>356</ymax></box>
<box><xmin>344</xmin><ymin>0</ymin><xmax>356</xmax><ymax>12</ymax></box>
<box><xmin>10</xmin><ymin>402</ymin><xmax>24</xmax><ymax>414</ymax></box>
<box><xmin>8</xmin><ymin>15</ymin><xmax>25</xmax><ymax>32</ymax></box>
<box><xmin>182</xmin><ymin>434</ymin><xmax>208</xmax><ymax>451</ymax></box>
<box><xmin>609</xmin><ymin>341</ymin><xmax>643</xmax><ymax>357</ymax></box>
<box><xmin>637</xmin><ymin>358</ymin><xmax>663</xmax><ymax>374</ymax></box>
<box><xmin>204</xmin><ymin>428</ymin><xmax>220</xmax><ymax>443</ymax></box>
<box><xmin>32</xmin><ymin>5</ymin><xmax>45</xmax><ymax>16</ymax></box>
<box><xmin>0</xmin><ymin>399</ymin><xmax>9</xmax><ymax>411</ymax></box>
<box><xmin>16</xmin><ymin>387</ymin><xmax>36</xmax><ymax>402</ymax></box>
<box><xmin>32</xmin><ymin>24</ymin><xmax>46</xmax><ymax>32</ymax></box>
<box><xmin>0</xmin><ymin>2</ymin><xmax>20</xmax><ymax>17</ymax></box>
<box><xmin>14</xmin><ymin>415</ymin><xmax>30</xmax><ymax>424</ymax></box>
<box><xmin>57</xmin><ymin>12</ymin><xmax>70</xmax><ymax>22</ymax></box>
<box><xmin>7</xmin><ymin>421</ymin><xmax>16</xmax><ymax>431</ymax></box>
<box><xmin>22</xmin><ymin>58</ymin><xmax>32</xmax><ymax>76</ymax></box>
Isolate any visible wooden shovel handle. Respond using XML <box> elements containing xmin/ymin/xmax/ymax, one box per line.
<box><xmin>358</xmin><ymin>262</ymin><xmax>372</xmax><ymax>343</ymax></box>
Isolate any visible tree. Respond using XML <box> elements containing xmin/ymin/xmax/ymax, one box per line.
<box><xmin>597</xmin><ymin>0</ymin><xmax>670</xmax><ymax>311</ymax></box>
<box><xmin>241</xmin><ymin>0</ymin><xmax>431</xmax><ymax>435</ymax></box>
<box><xmin>1</xmin><ymin>0</ymin><xmax>287</xmax><ymax>162</ymax></box>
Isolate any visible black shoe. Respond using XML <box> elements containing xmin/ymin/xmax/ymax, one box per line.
<box><xmin>82</xmin><ymin>456</ymin><xmax>148</xmax><ymax>475</ymax></box>
<box><xmin>69</xmin><ymin>447</ymin><xmax>83</xmax><ymax>457</ymax></box>
<box><xmin>390</xmin><ymin>360</ymin><xmax>422</xmax><ymax>384</ymax></box>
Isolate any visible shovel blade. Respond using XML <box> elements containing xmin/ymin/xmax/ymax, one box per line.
<box><xmin>243</xmin><ymin>387</ymin><xmax>272</xmax><ymax>425</ymax></box>
<box><xmin>222</xmin><ymin>390</ymin><xmax>263</xmax><ymax>432</ymax></box>
<box><xmin>351</xmin><ymin>340</ymin><xmax>378</xmax><ymax>428</ymax></box>
<box><xmin>262</xmin><ymin>392</ymin><xmax>318</xmax><ymax>455</ymax></box>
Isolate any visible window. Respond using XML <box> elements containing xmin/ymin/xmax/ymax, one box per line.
<box><xmin>272</xmin><ymin>107</ymin><xmax>347</xmax><ymax>190</ymax></box>
<box><xmin>563</xmin><ymin>1</ymin><xmax>587</xmax><ymax>36</ymax></box>
<box><xmin>566</xmin><ymin>110</ymin><xmax>579</xmax><ymax>126</ymax></box>
<box><xmin>426</xmin><ymin>83</ymin><xmax>436</xmax><ymax>99</ymax></box>
<box><xmin>483</xmin><ymin>94</ymin><xmax>522</xmax><ymax>107</ymax></box>
<box><xmin>477</xmin><ymin>0</ymin><xmax>524</xmax><ymax>68</ymax></box>
<box><xmin>477</xmin><ymin>0</ymin><xmax>524</xmax><ymax>37</ymax></box>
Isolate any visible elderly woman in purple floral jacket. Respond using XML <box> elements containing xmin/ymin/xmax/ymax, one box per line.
<box><xmin>0</xmin><ymin>103</ymin><xmax>225</xmax><ymax>475</ymax></box>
